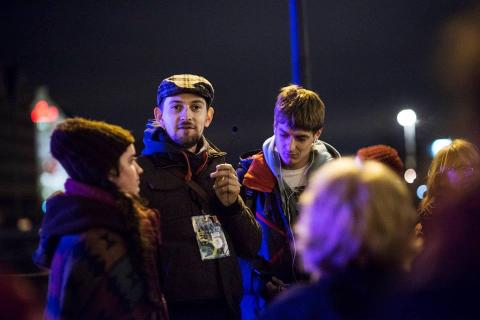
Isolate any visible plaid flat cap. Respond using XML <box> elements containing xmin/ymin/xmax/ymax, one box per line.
<box><xmin>157</xmin><ymin>74</ymin><xmax>214</xmax><ymax>106</ymax></box>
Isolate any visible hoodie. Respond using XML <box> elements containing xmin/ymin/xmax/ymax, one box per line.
<box><xmin>238</xmin><ymin>136</ymin><xmax>340</xmax><ymax>319</ymax></box>
<box><xmin>142</xmin><ymin>121</ymin><xmax>221</xmax><ymax>181</ymax></box>
<box><xmin>260</xmin><ymin>135</ymin><xmax>340</xmax><ymax>223</ymax></box>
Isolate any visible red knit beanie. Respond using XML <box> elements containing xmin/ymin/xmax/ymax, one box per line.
<box><xmin>356</xmin><ymin>144</ymin><xmax>404</xmax><ymax>176</ymax></box>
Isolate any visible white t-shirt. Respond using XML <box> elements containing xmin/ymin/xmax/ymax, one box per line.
<box><xmin>281</xmin><ymin>165</ymin><xmax>308</xmax><ymax>193</ymax></box>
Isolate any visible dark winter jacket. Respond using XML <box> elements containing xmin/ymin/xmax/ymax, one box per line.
<box><xmin>260</xmin><ymin>266</ymin><xmax>402</xmax><ymax>320</ymax></box>
<box><xmin>237</xmin><ymin>136</ymin><xmax>340</xmax><ymax>318</ymax></box>
<box><xmin>33</xmin><ymin>179</ymin><xmax>167</xmax><ymax>320</ymax></box>
<box><xmin>139</xmin><ymin>125</ymin><xmax>261</xmax><ymax>319</ymax></box>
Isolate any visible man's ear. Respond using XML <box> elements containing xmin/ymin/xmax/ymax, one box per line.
<box><xmin>314</xmin><ymin>128</ymin><xmax>323</xmax><ymax>140</ymax></box>
<box><xmin>204</xmin><ymin>106</ymin><xmax>214</xmax><ymax>128</ymax></box>
<box><xmin>154</xmin><ymin>106</ymin><xmax>164</xmax><ymax>127</ymax></box>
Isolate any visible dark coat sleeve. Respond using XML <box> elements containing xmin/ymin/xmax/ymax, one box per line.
<box><xmin>46</xmin><ymin>229</ymin><xmax>157</xmax><ymax>320</ymax></box>
<box><xmin>217</xmin><ymin>196</ymin><xmax>262</xmax><ymax>259</ymax></box>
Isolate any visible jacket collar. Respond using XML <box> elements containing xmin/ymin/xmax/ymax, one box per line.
<box><xmin>142</xmin><ymin>122</ymin><xmax>225</xmax><ymax>180</ymax></box>
<box><xmin>142</xmin><ymin>121</ymin><xmax>222</xmax><ymax>157</ymax></box>
<box><xmin>241</xmin><ymin>136</ymin><xmax>340</xmax><ymax>192</ymax></box>
<box><xmin>242</xmin><ymin>153</ymin><xmax>276</xmax><ymax>192</ymax></box>
<box><xmin>262</xmin><ymin>135</ymin><xmax>339</xmax><ymax>178</ymax></box>
<box><xmin>64</xmin><ymin>178</ymin><xmax>117</xmax><ymax>206</ymax></box>
<box><xmin>33</xmin><ymin>182</ymin><xmax>127</xmax><ymax>268</ymax></box>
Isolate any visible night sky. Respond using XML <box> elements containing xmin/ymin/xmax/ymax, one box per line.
<box><xmin>2</xmin><ymin>1</ymin><xmax>474</xmax><ymax>174</ymax></box>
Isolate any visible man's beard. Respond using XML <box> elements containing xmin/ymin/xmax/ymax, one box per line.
<box><xmin>174</xmin><ymin>134</ymin><xmax>202</xmax><ymax>150</ymax></box>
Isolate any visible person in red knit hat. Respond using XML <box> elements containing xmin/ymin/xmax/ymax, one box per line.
<box><xmin>356</xmin><ymin>144</ymin><xmax>404</xmax><ymax>177</ymax></box>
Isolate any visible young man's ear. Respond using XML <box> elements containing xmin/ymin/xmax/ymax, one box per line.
<box><xmin>314</xmin><ymin>128</ymin><xmax>323</xmax><ymax>141</ymax></box>
<box><xmin>204</xmin><ymin>106</ymin><xmax>215</xmax><ymax>128</ymax></box>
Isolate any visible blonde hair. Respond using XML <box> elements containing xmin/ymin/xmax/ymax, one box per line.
<box><xmin>296</xmin><ymin>157</ymin><xmax>419</xmax><ymax>278</ymax></box>
<box><xmin>419</xmin><ymin>139</ymin><xmax>480</xmax><ymax>216</ymax></box>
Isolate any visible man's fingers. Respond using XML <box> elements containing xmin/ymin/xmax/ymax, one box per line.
<box><xmin>215</xmin><ymin>187</ymin><xmax>239</xmax><ymax>196</ymax></box>
<box><xmin>210</xmin><ymin>164</ymin><xmax>237</xmax><ymax>178</ymax></box>
<box><xmin>211</xmin><ymin>164</ymin><xmax>240</xmax><ymax>207</ymax></box>
<box><xmin>271</xmin><ymin>277</ymin><xmax>285</xmax><ymax>285</ymax></box>
<box><xmin>210</xmin><ymin>170</ymin><xmax>235</xmax><ymax>179</ymax></box>
<box><xmin>213</xmin><ymin>180</ymin><xmax>240</xmax><ymax>191</ymax></box>
<box><xmin>214</xmin><ymin>180</ymin><xmax>239</xmax><ymax>191</ymax></box>
<box><xmin>211</xmin><ymin>172</ymin><xmax>238</xmax><ymax>185</ymax></box>
<box><xmin>216</xmin><ymin>163</ymin><xmax>234</xmax><ymax>171</ymax></box>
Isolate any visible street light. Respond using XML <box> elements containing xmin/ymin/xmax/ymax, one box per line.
<box><xmin>431</xmin><ymin>138</ymin><xmax>452</xmax><ymax>157</ymax></box>
<box><xmin>397</xmin><ymin>109</ymin><xmax>417</xmax><ymax>127</ymax></box>
<box><xmin>397</xmin><ymin>108</ymin><xmax>417</xmax><ymax>182</ymax></box>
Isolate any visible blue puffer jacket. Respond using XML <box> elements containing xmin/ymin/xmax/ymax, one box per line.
<box><xmin>237</xmin><ymin>136</ymin><xmax>340</xmax><ymax>319</ymax></box>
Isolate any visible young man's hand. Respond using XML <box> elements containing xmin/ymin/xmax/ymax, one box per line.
<box><xmin>265</xmin><ymin>277</ymin><xmax>289</xmax><ymax>300</ymax></box>
<box><xmin>210</xmin><ymin>164</ymin><xmax>240</xmax><ymax>207</ymax></box>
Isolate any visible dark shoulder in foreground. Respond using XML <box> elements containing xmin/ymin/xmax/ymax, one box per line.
<box><xmin>259</xmin><ymin>282</ymin><xmax>336</xmax><ymax>320</ymax></box>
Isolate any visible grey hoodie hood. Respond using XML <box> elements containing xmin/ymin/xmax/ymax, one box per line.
<box><xmin>261</xmin><ymin>135</ymin><xmax>340</xmax><ymax>223</ymax></box>
<box><xmin>262</xmin><ymin>135</ymin><xmax>340</xmax><ymax>180</ymax></box>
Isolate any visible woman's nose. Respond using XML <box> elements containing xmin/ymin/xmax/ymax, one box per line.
<box><xmin>135</xmin><ymin>162</ymin><xmax>144</xmax><ymax>175</ymax></box>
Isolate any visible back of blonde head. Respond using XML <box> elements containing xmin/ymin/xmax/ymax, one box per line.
<box><xmin>420</xmin><ymin>139</ymin><xmax>480</xmax><ymax>216</ymax></box>
<box><xmin>296</xmin><ymin>157</ymin><xmax>419</xmax><ymax>279</ymax></box>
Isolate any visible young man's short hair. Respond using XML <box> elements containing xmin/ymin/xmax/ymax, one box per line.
<box><xmin>274</xmin><ymin>85</ymin><xmax>325</xmax><ymax>132</ymax></box>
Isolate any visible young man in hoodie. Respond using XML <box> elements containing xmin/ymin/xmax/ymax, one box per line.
<box><xmin>237</xmin><ymin>85</ymin><xmax>340</xmax><ymax>318</ymax></box>
<box><xmin>138</xmin><ymin>74</ymin><xmax>261</xmax><ymax>320</ymax></box>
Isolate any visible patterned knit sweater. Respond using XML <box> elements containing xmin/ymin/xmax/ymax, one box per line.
<box><xmin>33</xmin><ymin>179</ymin><xmax>168</xmax><ymax>320</ymax></box>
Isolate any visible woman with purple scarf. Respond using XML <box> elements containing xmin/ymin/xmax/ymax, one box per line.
<box><xmin>33</xmin><ymin>118</ymin><xmax>168</xmax><ymax>320</ymax></box>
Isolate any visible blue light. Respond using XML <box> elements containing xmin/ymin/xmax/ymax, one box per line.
<box><xmin>417</xmin><ymin>184</ymin><xmax>427</xmax><ymax>199</ymax></box>
<box><xmin>430</xmin><ymin>138</ymin><xmax>452</xmax><ymax>157</ymax></box>
<box><xmin>289</xmin><ymin>0</ymin><xmax>300</xmax><ymax>85</ymax></box>
<box><xmin>42</xmin><ymin>200</ymin><xmax>47</xmax><ymax>214</ymax></box>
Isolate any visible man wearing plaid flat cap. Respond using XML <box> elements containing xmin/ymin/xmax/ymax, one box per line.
<box><xmin>138</xmin><ymin>74</ymin><xmax>261</xmax><ymax>320</ymax></box>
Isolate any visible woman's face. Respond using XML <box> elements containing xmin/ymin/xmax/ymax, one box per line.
<box><xmin>109</xmin><ymin>144</ymin><xmax>143</xmax><ymax>196</ymax></box>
